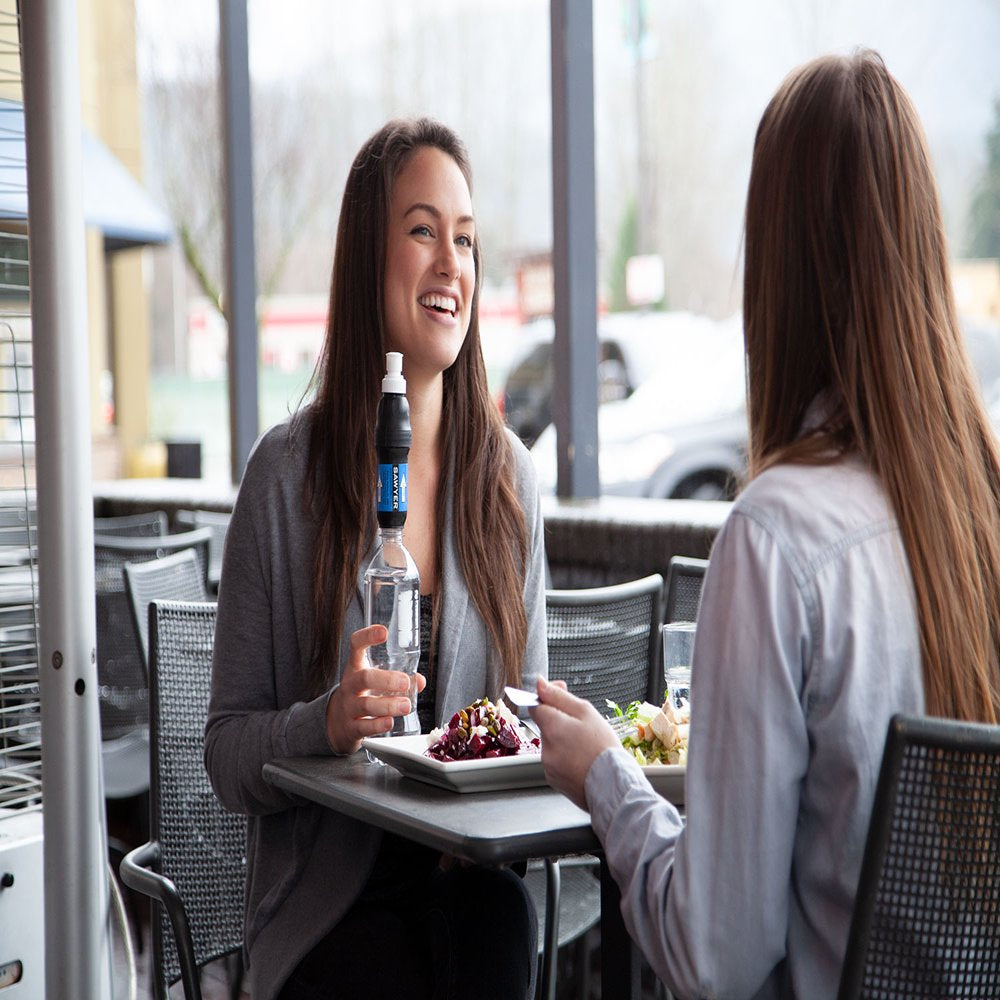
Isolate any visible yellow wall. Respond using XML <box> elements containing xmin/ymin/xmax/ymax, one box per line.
<box><xmin>0</xmin><ymin>4</ymin><xmax>21</xmax><ymax>102</ymax></box>
<box><xmin>79</xmin><ymin>0</ymin><xmax>153</xmax><ymax>477</ymax></box>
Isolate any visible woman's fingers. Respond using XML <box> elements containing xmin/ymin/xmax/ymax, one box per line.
<box><xmin>326</xmin><ymin>625</ymin><xmax>424</xmax><ymax>754</ymax></box>
<box><xmin>530</xmin><ymin>677</ymin><xmax>621</xmax><ymax>810</ymax></box>
<box><xmin>536</xmin><ymin>676</ymin><xmax>598</xmax><ymax>721</ymax></box>
<box><xmin>347</xmin><ymin>624</ymin><xmax>387</xmax><ymax>669</ymax></box>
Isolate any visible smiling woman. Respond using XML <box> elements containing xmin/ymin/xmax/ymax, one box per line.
<box><xmin>204</xmin><ymin>117</ymin><xmax>548</xmax><ymax>1000</ymax></box>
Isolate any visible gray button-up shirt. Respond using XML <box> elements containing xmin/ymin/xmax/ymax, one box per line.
<box><xmin>587</xmin><ymin>452</ymin><xmax>924</xmax><ymax>1000</ymax></box>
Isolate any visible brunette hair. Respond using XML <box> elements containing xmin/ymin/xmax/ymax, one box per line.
<box><xmin>301</xmin><ymin>117</ymin><xmax>529</xmax><ymax>697</ymax></box>
<box><xmin>743</xmin><ymin>49</ymin><xmax>1000</xmax><ymax>722</ymax></box>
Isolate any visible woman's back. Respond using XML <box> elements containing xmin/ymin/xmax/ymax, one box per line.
<box><xmin>675</xmin><ymin>452</ymin><xmax>924</xmax><ymax>998</ymax></box>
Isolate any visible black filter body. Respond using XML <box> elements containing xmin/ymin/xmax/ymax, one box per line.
<box><xmin>375</xmin><ymin>391</ymin><xmax>411</xmax><ymax>528</ymax></box>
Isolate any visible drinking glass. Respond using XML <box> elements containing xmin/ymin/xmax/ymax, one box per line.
<box><xmin>661</xmin><ymin>621</ymin><xmax>696</xmax><ymax>711</ymax></box>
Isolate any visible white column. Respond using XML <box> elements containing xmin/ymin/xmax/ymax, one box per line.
<box><xmin>21</xmin><ymin>4</ymin><xmax>112</xmax><ymax>997</ymax></box>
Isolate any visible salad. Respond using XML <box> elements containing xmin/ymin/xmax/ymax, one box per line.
<box><xmin>607</xmin><ymin>697</ymin><xmax>689</xmax><ymax>766</ymax></box>
<box><xmin>425</xmin><ymin>698</ymin><xmax>541</xmax><ymax>762</ymax></box>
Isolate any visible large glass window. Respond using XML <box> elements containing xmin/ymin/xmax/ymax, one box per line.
<box><xmin>136</xmin><ymin>0</ymin><xmax>1000</xmax><ymax>489</ymax></box>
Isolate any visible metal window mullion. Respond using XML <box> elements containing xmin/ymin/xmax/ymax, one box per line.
<box><xmin>550</xmin><ymin>0</ymin><xmax>600</xmax><ymax>500</ymax></box>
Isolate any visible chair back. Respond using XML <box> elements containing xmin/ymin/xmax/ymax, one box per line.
<box><xmin>664</xmin><ymin>555</ymin><xmax>708</xmax><ymax>624</ymax></box>
<box><xmin>838</xmin><ymin>713</ymin><xmax>1000</xmax><ymax>1000</ymax></box>
<box><xmin>124</xmin><ymin>550</ymin><xmax>208</xmax><ymax>672</ymax></box>
<box><xmin>175</xmin><ymin>509</ymin><xmax>231</xmax><ymax>592</ymax></box>
<box><xmin>95</xmin><ymin>528</ymin><xmax>212</xmax><ymax>742</ymax></box>
<box><xmin>545</xmin><ymin>574</ymin><xmax>663</xmax><ymax>713</ymax></box>
<box><xmin>94</xmin><ymin>510</ymin><xmax>168</xmax><ymax>538</ymax></box>
<box><xmin>148</xmin><ymin>599</ymin><xmax>245</xmax><ymax>999</ymax></box>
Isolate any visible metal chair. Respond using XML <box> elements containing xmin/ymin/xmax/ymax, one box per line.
<box><xmin>175</xmin><ymin>509</ymin><xmax>231</xmax><ymax>593</ymax></box>
<box><xmin>545</xmin><ymin>573</ymin><xmax>664</xmax><ymax>713</ymax></box>
<box><xmin>838</xmin><ymin>713</ymin><xmax>1000</xmax><ymax>1000</ymax></box>
<box><xmin>95</xmin><ymin>528</ymin><xmax>214</xmax><ymax>961</ymax></box>
<box><xmin>663</xmin><ymin>555</ymin><xmax>708</xmax><ymax>624</ymax></box>
<box><xmin>95</xmin><ymin>528</ymin><xmax>212</xmax><ymax>757</ymax></box>
<box><xmin>120</xmin><ymin>600</ymin><xmax>246</xmax><ymax>1000</ymax></box>
<box><xmin>530</xmin><ymin>573</ymin><xmax>665</xmax><ymax>1000</ymax></box>
<box><xmin>94</xmin><ymin>510</ymin><xmax>169</xmax><ymax>538</ymax></box>
<box><xmin>124</xmin><ymin>549</ymin><xmax>208</xmax><ymax>672</ymax></box>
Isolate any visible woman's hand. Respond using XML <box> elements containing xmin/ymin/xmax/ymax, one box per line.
<box><xmin>325</xmin><ymin>625</ymin><xmax>427</xmax><ymax>755</ymax></box>
<box><xmin>529</xmin><ymin>677</ymin><xmax>621</xmax><ymax>811</ymax></box>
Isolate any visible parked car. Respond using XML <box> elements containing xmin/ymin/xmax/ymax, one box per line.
<box><xmin>529</xmin><ymin>312</ymin><xmax>746</xmax><ymax>500</ymax></box>
<box><xmin>501</xmin><ymin>312</ymin><xmax>680</xmax><ymax>448</ymax></box>
<box><xmin>529</xmin><ymin>314</ymin><xmax>1000</xmax><ymax>502</ymax></box>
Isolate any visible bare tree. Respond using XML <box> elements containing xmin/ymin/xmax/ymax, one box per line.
<box><xmin>140</xmin><ymin>28</ymin><xmax>331</xmax><ymax>323</ymax></box>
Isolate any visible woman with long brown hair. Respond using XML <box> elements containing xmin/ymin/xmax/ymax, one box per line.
<box><xmin>533</xmin><ymin>50</ymin><xmax>1000</xmax><ymax>999</ymax></box>
<box><xmin>206</xmin><ymin>118</ymin><xmax>546</xmax><ymax>1000</ymax></box>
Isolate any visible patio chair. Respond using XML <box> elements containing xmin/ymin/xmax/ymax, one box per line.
<box><xmin>663</xmin><ymin>555</ymin><xmax>708</xmax><ymax>625</ymax></box>
<box><xmin>838</xmin><ymin>713</ymin><xmax>1000</xmax><ymax>999</ymax></box>
<box><xmin>530</xmin><ymin>573</ymin><xmax>665</xmax><ymax>1000</ymax></box>
<box><xmin>96</xmin><ymin>528</ymin><xmax>214</xmax><ymax>956</ymax></box>
<box><xmin>124</xmin><ymin>548</ymin><xmax>208</xmax><ymax>673</ymax></box>
<box><xmin>120</xmin><ymin>600</ymin><xmax>246</xmax><ymax>1000</ymax></box>
<box><xmin>94</xmin><ymin>510</ymin><xmax>169</xmax><ymax>538</ymax></box>
<box><xmin>175</xmin><ymin>509</ymin><xmax>231</xmax><ymax>593</ymax></box>
<box><xmin>95</xmin><ymin>527</ymin><xmax>212</xmax><ymax>756</ymax></box>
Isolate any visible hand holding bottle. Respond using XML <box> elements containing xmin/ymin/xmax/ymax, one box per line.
<box><xmin>325</xmin><ymin>624</ymin><xmax>427</xmax><ymax>755</ymax></box>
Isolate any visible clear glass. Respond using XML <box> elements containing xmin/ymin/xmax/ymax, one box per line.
<box><xmin>363</xmin><ymin>526</ymin><xmax>420</xmax><ymax>737</ymax></box>
<box><xmin>661</xmin><ymin>621</ymin><xmax>696</xmax><ymax>711</ymax></box>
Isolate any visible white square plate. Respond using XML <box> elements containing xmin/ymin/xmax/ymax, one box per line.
<box><xmin>361</xmin><ymin>734</ymin><xmax>547</xmax><ymax>794</ymax></box>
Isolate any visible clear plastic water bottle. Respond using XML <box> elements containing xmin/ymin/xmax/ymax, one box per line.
<box><xmin>364</xmin><ymin>352</ymin><xmax>420</xmax><ymax>737</ymax></box>
<box><xmin>364</xmin><ymin>527</ymin><xmax>420</xmax><ymax>736</ymax></box>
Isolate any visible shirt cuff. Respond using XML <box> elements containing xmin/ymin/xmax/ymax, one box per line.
<box><xmin>585</xmin><ymin>746</ymin><xmax>649</xmax><ymax>839</ymax></box>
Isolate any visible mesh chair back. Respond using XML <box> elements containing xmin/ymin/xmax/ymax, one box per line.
<box><xmin>95</xmin><ymin>528</ymin><xmax>212</xmax><ymax>740</ymax></box>
<box><xmin>148</xmin><ymin>600</ymin><xmax>245</xmax><ymax>998</ymax></box>
<box><xmin>124</xmin><ymin>550</ymin><xmax>208</xmax><ymax>672</ymax></box>
<box><xmin>545</xmin><ymin>574</ymin><xmax>663</xmax><ymax>713</ymax></box>
<box><xmin>175</xmin><ymin>509</ymin><xmax>231</xmax><ymax>591</ymax></box>
<box><xmin>838</xmin><ymin>713</ymin><xmax>1000</xmax><ymax>1000</ymax></box>
<box><xmin>664</xmin><ymin>556</ymin><xmax>708</xmax><ymax>624</ymax></box>
<box><xmin>94</xmin><ymin>510</ymin><xmax>169</xmax><ymax>538</ymax></box>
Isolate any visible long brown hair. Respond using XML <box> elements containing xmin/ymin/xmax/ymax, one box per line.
<box><xmin>743</xmin><ymin>50</ymin><xmax>1000</xmax><ymax>723</ymax></box>
<box><xmin>301</xmin><ymin>117</ymin><xmax>529</xmax><ymax>697</ymax></box>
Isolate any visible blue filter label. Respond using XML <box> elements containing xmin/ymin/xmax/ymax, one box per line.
<box><xmin>377</xmin><ymin>462</ymin><xmax>408</xmax><ymax>513</ymax></box>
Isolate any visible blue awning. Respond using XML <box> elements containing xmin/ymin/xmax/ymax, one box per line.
<box><xmin>0</xmin><ymin>98</ymin><xmax>173</xmax><ymax>250</ymax></box>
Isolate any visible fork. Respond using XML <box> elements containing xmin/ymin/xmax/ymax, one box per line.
<box><xmin>504</xmin><ymin>685</ymin><xmax>540</xmax><ymax>708</ymax></box>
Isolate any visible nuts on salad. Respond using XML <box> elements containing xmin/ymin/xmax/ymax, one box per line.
<box><xmin>425</xmin><ymin>697</ymin><xmax>540</xmax><ymax>762</ymax></box>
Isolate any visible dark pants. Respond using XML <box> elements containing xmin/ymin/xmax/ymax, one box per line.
<box><xmin>278</xmin><ymin>836</ymin><xmax>538</xmax><ymax>1000</ymax></box>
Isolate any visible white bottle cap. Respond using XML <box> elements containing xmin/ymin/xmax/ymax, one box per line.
<box><xmin>382</xmin><ymin>352</ymin><xmax>406</xmax><ymax>393</ymax></box>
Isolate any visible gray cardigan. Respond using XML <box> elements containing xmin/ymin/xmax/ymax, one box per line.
<box><xmin>204</xmin><ymin>411</ymin><xmax>548</xmax><ymax>1000</ymax></box>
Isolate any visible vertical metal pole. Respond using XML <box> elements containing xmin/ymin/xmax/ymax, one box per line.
<box><xmin>21</xmin><ymin>5</ymin><xmax>112</xmax><ymax>999</ymax></box>
<box><xmin>550</xmin><ymin>0</ymin><xmax>600</xmax><ymax>499</ymax></box>
<box><xmin>219</xmin><ymin>0</ymin><xmax>259</xmax><ymax>484</ymax></box>
<box><xmin>633</xmin><ymin>0</ymin><xmax>648</xmax><ymax>255</ymax></box>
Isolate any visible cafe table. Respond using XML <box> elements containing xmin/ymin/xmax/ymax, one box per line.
<box><xmin>262</xmin><ymin>749</ymin><xmax>644</xmax><ymax>999</ymax></box>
